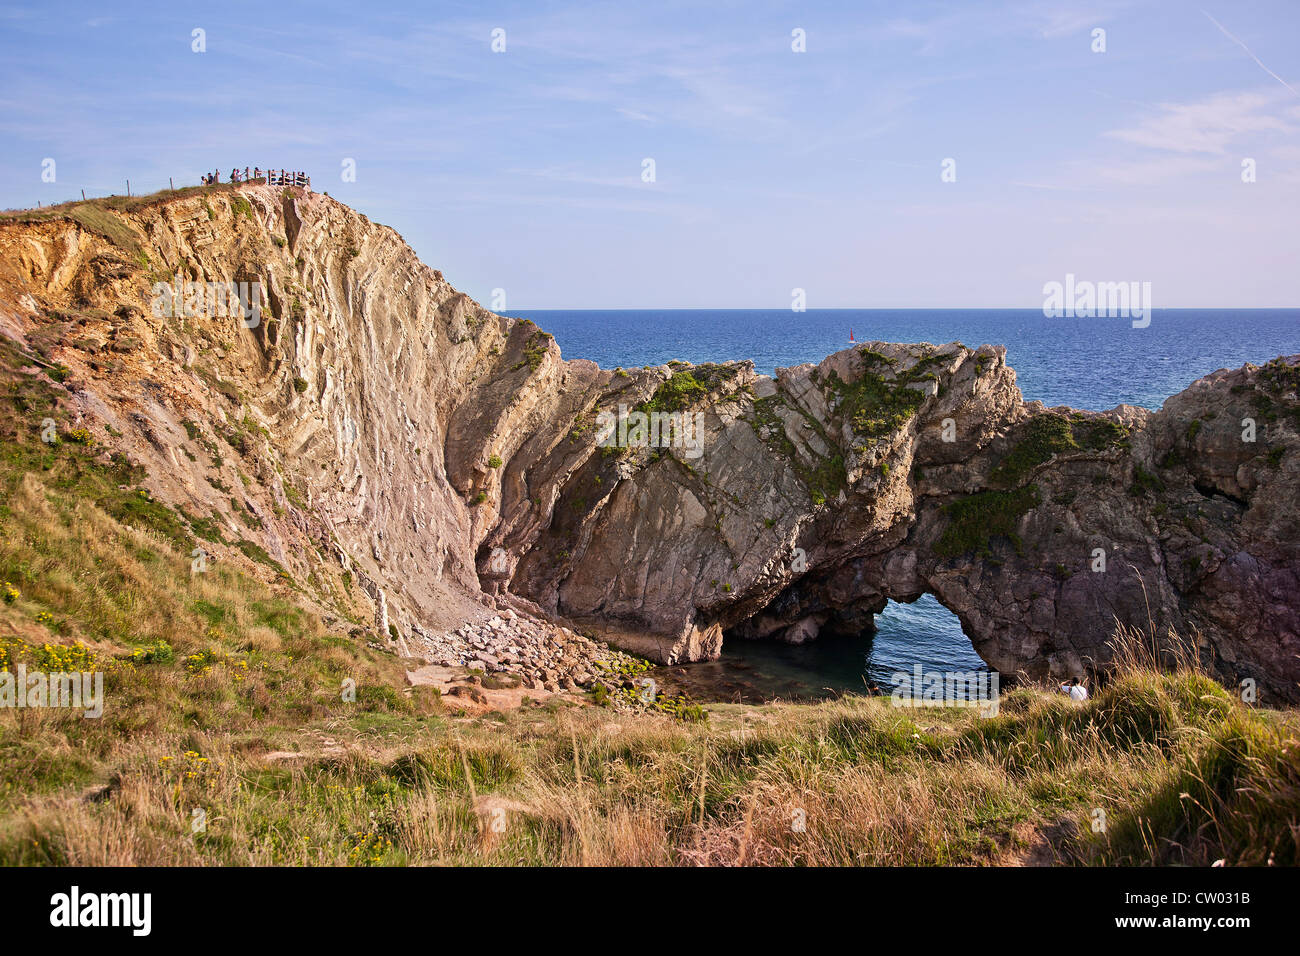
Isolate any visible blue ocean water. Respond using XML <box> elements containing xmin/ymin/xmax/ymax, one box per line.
<box><xmin>509</xmin><ymin>308</ymin><xmax>1300</xmax><ymax>700</ymax></box>
<box><xmin>510</xmin><ymin>308</ymin><xmax>1300</xmax><ymax>411</ymax></box>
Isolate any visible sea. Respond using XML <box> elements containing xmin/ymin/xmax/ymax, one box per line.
<box><xmin>507</xmin><ymin>308</ymin><xmax>1300</xmax><ymax>701</ymax></box>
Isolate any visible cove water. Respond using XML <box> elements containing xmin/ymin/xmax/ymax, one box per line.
<box><xmin>508</xmin><ymin>308</ymin><xmax>1300</xmax><ymax>701</ymax></box>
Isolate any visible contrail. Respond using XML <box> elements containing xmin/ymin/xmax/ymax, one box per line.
<box><xmin>1202</xmin><ymin>9</ymin><xmax>1300</xmax><ymax>97</ymax></box>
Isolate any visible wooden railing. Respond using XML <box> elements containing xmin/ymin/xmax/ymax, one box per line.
<box><xmin>262</xmin><ymin>170</ymin><xmax>310</xmax><ymax>188</ymax></box>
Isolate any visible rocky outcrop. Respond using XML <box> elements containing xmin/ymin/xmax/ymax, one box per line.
<box><xmin>1</xmin><ymin>186</ymin><xmax>1296</xmax><ymax>702</ymax></box>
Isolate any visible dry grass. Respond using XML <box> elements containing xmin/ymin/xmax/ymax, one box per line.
<box><xmin>0</xmin><ymin>344</ymin><xmax>1296</xmax><ymax>866</ymax></box>
<box><xmin>5</xmin><ymin>670</ymin><xmax>1294</xmax><ymax>866</ymax></box>
<box><xmin>0</xmin><ymin>183</ymin><xmax>257</xmax><ymax>266</ymax></box>
<box><xmin>0</xmin><ymin>182</ymin><xmax>246</xmax><ymax>224</ymax></box>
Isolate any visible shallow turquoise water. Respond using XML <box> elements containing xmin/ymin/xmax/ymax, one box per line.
<box><xmin>656</xmin><ymin>595</ymin><xmax>987</xmax><ymax>703</ymax></box>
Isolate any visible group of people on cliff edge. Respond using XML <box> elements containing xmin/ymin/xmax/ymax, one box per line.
<box><xmin>200</xmin><ymin>168</ymin><xmax>310</xmax><ymax>189</ymax></box>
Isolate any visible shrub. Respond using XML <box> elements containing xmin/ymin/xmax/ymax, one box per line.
<box><xmin>130</xmin><ymin>639</ymin><xmax>175</xmax><ymax>665</ymax></box>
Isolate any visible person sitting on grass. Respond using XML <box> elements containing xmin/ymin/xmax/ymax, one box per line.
<box><xmin>1059</xmin><ymin>676</ymin><xmax>1089</xmax><ymax>702</ymax></box>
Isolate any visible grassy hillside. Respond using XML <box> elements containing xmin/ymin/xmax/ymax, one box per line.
<box><xmin>0</xmin><ymin>340</ymin><xmax>1296</xmax><ymax>866</ymax></box>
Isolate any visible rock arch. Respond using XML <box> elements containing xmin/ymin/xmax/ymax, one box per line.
<box><xmin>503</xmin><ymin>343</ymin><xmax>1300</xmax><ymax>704</ymax></box>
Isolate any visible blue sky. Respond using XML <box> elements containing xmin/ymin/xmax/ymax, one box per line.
<box><xmin>2</xmin><ymin>0</ymin><xmax>1298</xmax><ymax>307</ymax></box>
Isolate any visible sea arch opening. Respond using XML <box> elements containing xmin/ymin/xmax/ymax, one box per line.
<box><xmin>674</xmin><ymin>593</ymin><xmax>988</xmax><ymax>704</ymax></box>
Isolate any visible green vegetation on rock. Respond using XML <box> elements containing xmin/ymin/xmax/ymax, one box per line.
<box><xmin>935</xmin><ymin>485</ymin><xmax>1041</xmax><ymax>558</ymax></box>
<box><xmin>749</xmin><ymin>394</ymin><xmax>846</xmax><ymax>506</ymax></box>
<box><xmin>510</xmin><ymin>330</ymin><xmax>551</xmax><ymax>373</ymax></box>
<box><xmin>1130</xmin><ymin>464</ymin><xmax>1165</xmax><ymax>497</ymax></box>
<box><xmin>638</xmin><ymin>366</ymin><xmax>720</xmax><ymax>414</ymax></box>
<box><xmin>823</xmin><ymin>347</ymin><xmax>953</xmax><ymax>441</ymax></box>
<box><xmin>993</xmin><ymin>413</ymin><xmax>1130</xmax><ymax>486</ymax></box>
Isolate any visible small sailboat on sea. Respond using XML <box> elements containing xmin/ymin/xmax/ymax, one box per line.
<box><xmin>849</xmin><ymin>327</ymin><xmax>855</xmax><ymax>343</ymax></box>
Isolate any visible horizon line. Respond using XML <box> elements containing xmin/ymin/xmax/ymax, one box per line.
<box><xmin>503</xmin><ymin>306</ymin><xmax>1300</xmax><ymax>312</ymax></box>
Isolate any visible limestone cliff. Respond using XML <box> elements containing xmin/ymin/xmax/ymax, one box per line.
<box><xmin>1</xmin><ymin>186</ymin><xmax>1296</xmax><ymax>702</ymax></box>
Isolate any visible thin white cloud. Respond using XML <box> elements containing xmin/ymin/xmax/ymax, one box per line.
<box><xmin>1106</xmin><ymin>90</ymin><xmax>1295</xmax><ymax>154</ymax></box>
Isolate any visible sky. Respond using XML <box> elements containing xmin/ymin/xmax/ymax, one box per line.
<box><xmin>1</xmin><ymin>0</ymin><xmax>1298</xmax><ymax>308</ymax></box>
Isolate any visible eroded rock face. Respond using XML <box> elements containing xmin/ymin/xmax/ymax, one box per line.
<box><xmin>1</xmin><ymin>188</ymin><xmax>1296</xmax><ymax>702</ymax></box>
<box><xmin>511</xmin><ymin>339</ymin><xmax>1300</xmax><ymax>708</ymax></box>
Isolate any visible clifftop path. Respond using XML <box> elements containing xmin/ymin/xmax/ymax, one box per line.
<box><xmin>2</xmin><ymin>185</ymin><xmax>1297</xmax><ymax>701</ymax></box>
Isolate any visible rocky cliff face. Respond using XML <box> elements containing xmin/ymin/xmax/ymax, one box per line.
<box><xmin>2</xmin><ymin>186</ymin><xmax>1297</xmax><ymax>701</ymax></box>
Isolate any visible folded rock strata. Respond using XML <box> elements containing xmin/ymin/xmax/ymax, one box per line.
<box><xmin>1</xmin><ymin>186</ymin><xmax>1296</xmax><ymax>701</ymax></box>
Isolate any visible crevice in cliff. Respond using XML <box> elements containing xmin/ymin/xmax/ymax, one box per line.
<box><xmin>1193</xmin><ymin>479</ymin><xmax>1249</xmax><ymax>510</ymax></box>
